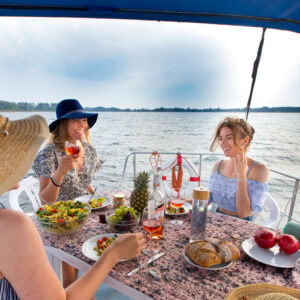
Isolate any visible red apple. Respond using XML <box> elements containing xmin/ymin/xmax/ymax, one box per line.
<box><xmin>278</xmin><ymin>234</ymin><xmax>300</xmax><ymax>255</ymax></box>
<box><xmin>254</xmin><ymin>229</ymin><xmax>277</xmax><ymax>249</ymax></box>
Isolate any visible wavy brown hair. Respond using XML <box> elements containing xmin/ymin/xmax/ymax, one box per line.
<box><xmin>210</xmin><ymin>117</ymin><xmax>255</xmax><ymax>153</ymax></box>
<box><xmin>49</xmin><ymin>119</ymin><xmax>91</xmax><ymax>149</ymax></box>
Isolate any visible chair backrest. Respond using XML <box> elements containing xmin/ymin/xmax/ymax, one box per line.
<box><xmin>253</xmin><ymin>193</ymin><xmax>280</xmax><ymax>228</ymax></box>
<box><xmin>8</xmin><ymin>176</ymin><xmax>40</xmax><ymax>216</ymax></box>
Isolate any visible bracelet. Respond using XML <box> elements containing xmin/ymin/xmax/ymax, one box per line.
<box><xmin>51</xmin><ymin>177</ymin><xmax>62</xmax><ymax>187</ymax></box>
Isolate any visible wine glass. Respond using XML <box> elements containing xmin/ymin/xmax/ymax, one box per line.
<box><xmin>65</xmin><ymin>140</ymin><xmax>81</xmax><ymax>175</ymax></box>
<box><xmin>169</xmin><ymin>198</ymin><xmax>185</xmax><ymax>225</ymax></box>
<box><xmin>142</xmin><ymin>207</ymin><xmax>162</xmax><ymax>256</ymax></box>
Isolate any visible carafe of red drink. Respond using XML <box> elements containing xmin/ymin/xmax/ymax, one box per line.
<box><xmin>190</xmin><ymin>187</ymin><xmax>209</xmax><ymax>242</ymax></box>
<box><xmin>148</xmin><ymin>169</ymin><xmax>165</xmax><ymax>240</ymax></box>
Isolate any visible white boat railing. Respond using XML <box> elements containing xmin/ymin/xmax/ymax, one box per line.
<box><xmin>120</xmin><ymin>151</ymin><xmax>300</xmax><ymax>224</ymax></box>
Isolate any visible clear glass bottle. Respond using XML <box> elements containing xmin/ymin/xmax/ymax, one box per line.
<box><xmin>190</xmin><ymin>187</ymin><xmax>210</xmax><ymax>242</ymax></box>
<box><xmin>148</xmin><ymin>169</ymin><xmax>165</xmax><ymax>240</ymax></box>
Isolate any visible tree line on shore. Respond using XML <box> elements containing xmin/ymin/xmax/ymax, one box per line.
<box><xmin>0</xmin><ymin>100</ymin><xmax>299</xmax><ymax>113</ymax></box>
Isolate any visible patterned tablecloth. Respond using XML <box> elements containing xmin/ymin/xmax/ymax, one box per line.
<box><xmin>35</xmin><ymin>191</ymin><xmax>294</xmax><ymax>300</ymax></box>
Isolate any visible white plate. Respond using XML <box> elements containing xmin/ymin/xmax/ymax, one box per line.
<box><xmin>183</xmin><ymin>249</ymin><xmax>233</xmax><ymax>270</ymax></box>
<box><xmin>242</xmin><ymin>238</ymin><xmax>300</xmax><ymax>268</ymax></box>
<box><xmin>82</xmin><ymin>233</ymin><xmax>121</xmax><ymax>261</ymax></box>
<box><xmin>75</xmin><ymin>195</ymin><xmax>112</xmax><ymax>210</ymax></box>
<box><xmin>165</xmin><ymin>202</ymin><xmax>192</xmax><ymax>216</ymax></box>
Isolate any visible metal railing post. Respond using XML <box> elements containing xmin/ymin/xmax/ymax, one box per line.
<box><xmin>288</xmin><ymin>179</ymin><xmax>299</xmax><ymax>222</ymax></box>
<box><xmin>120</xmin><ymin>153</ymin><xmax>132</xmax><ymax>190</ymax></box>
<box><xmin>198</xmin><ymin>154</ymin><xmax>202</xmax><ymax>187</ymax></box>
<box><xmin>133</xmin><ymin>153</ymin><xmax>136</xmax><ymax>180</ymax></box>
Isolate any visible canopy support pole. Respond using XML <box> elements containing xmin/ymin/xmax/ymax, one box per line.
<box><xmin>246</xmin><ymin>27</ymin><xmax>266</xmax><ymax>120</ymax></box>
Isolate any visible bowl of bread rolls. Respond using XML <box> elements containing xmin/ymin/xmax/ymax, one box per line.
<box><xmin>184</xmin><ymin>237</ymin><xmax>240</xmax><ymax>270</ymax></box>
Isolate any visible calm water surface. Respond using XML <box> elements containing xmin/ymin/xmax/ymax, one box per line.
<box><xmin>1</xmin><ymin>111</ymin><xmax>299</xmax><ymax>226</ymax></box>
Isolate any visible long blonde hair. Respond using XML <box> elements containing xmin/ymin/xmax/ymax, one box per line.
<box><xmin>49</xmin><ymin>119</ymin><xmax>91</xmax><ymax>149</ymax></box>
<box><xmin>210</xmin><ymin>117</ymin><xmax>255</xmax><ymax>153</ymax></box>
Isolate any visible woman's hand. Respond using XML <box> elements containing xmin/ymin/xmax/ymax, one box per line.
<box><xmin>56</xmin><ymin>154</ymin><xmax>78</xmax><ymax>176</ymax></box>
<box><xmin>111</xmin><ymin>233</ymin><xmax>146</xmax><ymax>261</ymax></box>
<box><xmin>232</xmin><ymin>152</ymin><xmax>248</xmax><ymax>179</ymax></box>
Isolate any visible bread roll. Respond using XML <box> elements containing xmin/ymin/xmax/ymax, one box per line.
<box><xmin>185</xmin><ymin>239</ymin><xmax>240</xmax><ymax>268</ymax></box>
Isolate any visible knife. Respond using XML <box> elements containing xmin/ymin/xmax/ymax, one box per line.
<box><xmin>127</xmin><ymin>252</ymin><xmax>164</xmax><ymax>277</ymax></box>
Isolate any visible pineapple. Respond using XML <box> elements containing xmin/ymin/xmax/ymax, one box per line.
<box><xmin>130</xmin><ymin>171</ymin><xmax>150</xmax><ymax>214</ymax></box>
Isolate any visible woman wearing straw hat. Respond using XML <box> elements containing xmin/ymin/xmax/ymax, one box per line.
<box><xmin>207</xmin><ymin>117</ymin><xmax>269</xmax><ymax>220</ymax></box>
<box><xmin>32</xmin><ymin>99</ymin><xmax>103</xmax><ymax>288</ymax></box>
<box><xmin>32</xmin><ymin>99</ymin><xmax>101</xmax><ymax>204</ymax></box>
<box><xmin>0</xmin><ymin>114</ymin><xmax>146</xmax><ymax>299</ymax></box>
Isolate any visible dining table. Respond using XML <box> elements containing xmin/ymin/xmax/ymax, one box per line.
<box><xmin>33</xmin><ymin>190</ymin><xmax>297</xmax><ymax>300</ymax></box>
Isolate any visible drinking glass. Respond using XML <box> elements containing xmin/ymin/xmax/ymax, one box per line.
<box><xmin>65</xmin><ymin>140</ymin><xmax>81</xmax><ymax>175</ymax></box>
<box><xmin>169</xmin><ymin>198</ymin><xmax>185</xmax><ymax>225</ymax></box>
<box><xmin>142</xmin><ymin>207</ymin><xmax>162</xmax><ymax>256</ymax></box>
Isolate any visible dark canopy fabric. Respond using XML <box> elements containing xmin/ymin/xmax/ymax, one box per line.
<box><xmin>0</xmin><ymin>0</ymin><xmax>300</xmax><ymax>34</ymax></box>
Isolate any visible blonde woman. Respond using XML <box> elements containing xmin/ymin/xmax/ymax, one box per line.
<box><xmin>207</xmin><ymin>117</ymin><xmax>269</xmax><ymax>220</ymax></box>
<box><xmin>0</xmin><ymin>114</ymin><xmax>146</xmax><ymax>299</ymax></box>
<box><xmin>32</xmin><ymin>99</ymin><xmax>101</xmax><ymax>288</ymax></box>
<box><xmin>32</xmin><ymin>99</ymin><xmax>100</xmax><ymax>204</ymax></box>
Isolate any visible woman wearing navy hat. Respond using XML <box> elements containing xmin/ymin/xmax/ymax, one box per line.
<box><xmin>32</xmin><ymin>99</ymin><xmax>101</xmax><ymax>288</ymax></box>
<box><xmin>33</xmin><ymin>99</ymin><xmax>100</xmax><ymax>204</ymax></box>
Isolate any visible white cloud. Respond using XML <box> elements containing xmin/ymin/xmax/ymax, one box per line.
<box><xmin>0</xmin><ymin>18</ymin><xmax>299</xmax><ymax>108</ymax></box>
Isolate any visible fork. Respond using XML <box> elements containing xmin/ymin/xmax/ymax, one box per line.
<box><xmin>136</xmin><ymin>257</ymin><xmax>161</xmax><ymax>281</ymax></box>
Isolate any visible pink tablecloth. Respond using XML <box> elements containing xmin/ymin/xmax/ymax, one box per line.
<box><xmin>35</xmin><ymin>191</ymin><xmax>294</xmax><ymax>300</ymax></box>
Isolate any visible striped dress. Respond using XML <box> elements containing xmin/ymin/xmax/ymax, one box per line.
<box><xmin>0</xmin><ymin>203</ymin><xmax>20</xmax><ymax>300</ymax></box>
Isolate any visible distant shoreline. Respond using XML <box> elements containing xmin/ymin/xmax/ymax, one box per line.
<box><xmin>1</xmin><ymin>110</ymin><xmax>300</xmax><ymax>113</ymax></box>
<box><xmin>0</xmin><ymin>100</ymin><xmax>299</xmax><ymax>113</ymax></box>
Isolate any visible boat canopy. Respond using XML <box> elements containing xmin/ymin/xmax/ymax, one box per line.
<box><xmin>0</xmin><ymin>0</ymin><xmax>300</xmax><ymax>34</ymax></box>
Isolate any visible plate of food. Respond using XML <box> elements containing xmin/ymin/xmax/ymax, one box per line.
<box><xmin>183</xmin><ymin>238</ymin><xmax>240</xmax><ymax>270</ymax></box>
<box><xmin>82</xmin><ymin>233</ymin><xmax>121</xmax><ymax>261</ymax></box>
<box><xmin>75</xmin><ymin>194</ymin><xmax>112</xmax><ymax>210</ymax></box>
<box><xmin>165</xmin><ymin>201</ymin><xmax>192</xmax><ymax>216</ymax></box>
<box><xmin>242</xmin><ymin>238</ymin><xmax>300</xmax><ymax>268</ymax></box>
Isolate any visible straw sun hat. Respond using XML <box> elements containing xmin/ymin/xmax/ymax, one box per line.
<box><xmin>225</xmin><ymin>283</ymin><xmax>300</xmax><ymax>300</ymax></box>
<box><xmin>0</xmin><ymin>114</ymin><xmax>50</xmax><ymax>194</ymax></box>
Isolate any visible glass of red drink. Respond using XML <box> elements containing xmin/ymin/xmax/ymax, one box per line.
<box><xmin>169</xmin><ymin>198</ymin><xmax>185</xmax><ymax>225</ymax></box>
<box><xmin>65</xmin><ymin>140</ymin><xmax>81</xmax><ymax>175</ymax></box>
<box><xmin>142</xmin><ymin>207</ymin><xmax>162</xmax><ymax>255</ymax></box>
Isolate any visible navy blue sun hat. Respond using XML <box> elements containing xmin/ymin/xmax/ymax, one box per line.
<box><xmin>49</xmin><ymin>99</ymin><xmax>98</xmax><ymax>132</ymax></box>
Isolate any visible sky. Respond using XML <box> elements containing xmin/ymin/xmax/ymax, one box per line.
<box><xmin>0</xmin><ymin>17</ymin><xmax>300</xmax><ymax>109</ymax></box>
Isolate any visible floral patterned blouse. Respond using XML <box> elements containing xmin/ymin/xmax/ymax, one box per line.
<box><xmin>32</xmin><ymin>142</ymin><xmax>102</xmax><ymax>201</ymax></box>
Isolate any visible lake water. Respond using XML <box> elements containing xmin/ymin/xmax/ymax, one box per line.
<box><xmin>1</xmin><ymin>111</ymin><xmax>299</xmax><ymax>227</ymax></box>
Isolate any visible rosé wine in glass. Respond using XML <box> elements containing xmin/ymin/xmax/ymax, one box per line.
<box><xmin>143</xmin><ymin>219</ymin><xmax>162</xmax><ymax>234</ymax></box>
<box><xmin>142</xmin><ymin>207</ymin><xmax>162</xmax><ymax>256</ymax></box>
<box><xmin>65</xmin><ymin>145</ymin><xmax>80</xmax><ymax>155</ymax></box>
<box><xmin>65</xmin><ymin>140</ymin><xmax>81</xmax><ymax>174</ymax></box>
<box><xmin>170</xmin><ymin>199</ymin><xmax>185</xmax><ymax>208</ymax></box>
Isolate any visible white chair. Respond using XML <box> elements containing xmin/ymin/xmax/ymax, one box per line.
<box><xmin>253</xmin><ymin>193</ymin><xmax>280</xmax><ymax>228</ymax></box>
<box><xmin>8</xmin><ymin>176</ymin><xmax>41</xmax><ymax>216</ymax></box>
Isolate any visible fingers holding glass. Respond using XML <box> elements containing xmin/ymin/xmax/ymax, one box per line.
<box><xmin>65</xmin><ymin>140</ymin><xmax>81</xmax><ymax>175</ymax></box>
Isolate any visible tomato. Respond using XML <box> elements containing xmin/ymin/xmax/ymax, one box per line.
<box><xmin>97</xmin><ymin>239</ymin><xmax>103</xmax><ymax>245</ymax></box>
<box><xmin>254</xmin><ymin>229</ymin><xmax>277</xmax><ymax>249</ymax></box>
<box><xmin>52</xmin><ymin>208</ymin><xmax>57</xmax><ymax>213</ymax></box>
<box><xmin>102</xmin><ymin>236</ymin><xmax>108</xmax><ymax>241</ymax></box>
<box><xmin>57</xmin><ymin>219</ymin><xmax>65</xmax><ymax>225</ymax></box>
<box><xmin>278</xmin><ymin>234</ymin><xmax>300</xmax><ymax>254</ymax></box>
